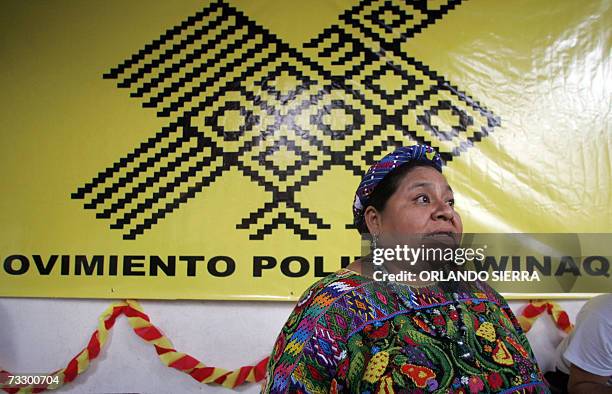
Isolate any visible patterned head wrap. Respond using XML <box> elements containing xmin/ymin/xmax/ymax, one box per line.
<box><xmin>353</xmin><ymin>145</ymin><xmax>443</xmax><ymax>230</ymax></box>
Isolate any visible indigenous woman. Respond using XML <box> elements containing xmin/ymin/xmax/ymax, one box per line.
<box><xmin>262</xmin><ymin>145</ymin><xmax>549</xmax><ymax>393</ymax></box>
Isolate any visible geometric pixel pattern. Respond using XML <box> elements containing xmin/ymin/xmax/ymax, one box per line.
<box><xmin>72</xmin><ymin>0</ymin><xmax>500</xmax><ymax>240</ymax></box>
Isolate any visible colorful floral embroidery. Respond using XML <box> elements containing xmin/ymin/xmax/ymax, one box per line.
<box><xmin>263</xmin><ymin>270</ymin><xmax>549</xmax><ymax>393</ymax></box>
<box><xmin>492</xmin><ymin>339</ymin><xmax>514</xmax><ymax>366</ymax></box>
<box><xmin>487</xmin><ymin>372</ymin><xmax>503</xmax><ymax>390</ymax></box>
<box><xmin>363</xmin><ymin>351</ymin><xmax>389</xmax><ymax>383</ymax></box>
<box><xmin>400</xmin><ymin>364</ymin><xmax>436</xmax><ymax>388</ymax></box>
<box><xmin>376</xmin><ymin>375</ymin><xmax>394</xmax><ymax>394</ymax></box>
<box><xmin>468</xmin><ymin>376</ymin><xmax>484</xmax><ymax>393</ymax></box>
<box><xmin>507</xmin><ymin>336</ymin><xmax>530</xmax><ymax>358</ymax></box>
<box><xmin>476</xmin><ymin>321</ymin><xmax>497</xmax><ymax>342</ymax></box>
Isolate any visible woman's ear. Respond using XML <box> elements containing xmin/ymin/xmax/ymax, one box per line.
<box><xmin>364</xmin><ymin>206</ymin><xmax>382</xmax><ymax>236</ymax></box>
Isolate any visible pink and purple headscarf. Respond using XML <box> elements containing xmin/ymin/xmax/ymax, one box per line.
<box><xmin>352</xmin><ymin>145</ymin><xmax>443</xmax><ymax>229</ymax></box>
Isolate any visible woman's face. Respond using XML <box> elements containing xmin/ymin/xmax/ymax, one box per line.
<box><xmin>365</xmin><ymin>166</ymin><xmax>463</xmax><ymax>244</ymax></box>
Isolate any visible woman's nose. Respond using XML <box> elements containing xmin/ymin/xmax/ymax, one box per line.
<box><xmin>432</xmin><ymin>199</ymin><xmax>454</xmax><ymax>221</ymax></box>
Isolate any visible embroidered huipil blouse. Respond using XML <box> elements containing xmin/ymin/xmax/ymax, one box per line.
<box><xmin>262</xmin><ymin>269</ymin><xmax>549</xmax><ymax>393</ymax></box>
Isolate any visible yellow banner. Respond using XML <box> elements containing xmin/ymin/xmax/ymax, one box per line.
<box><xmin>1</xmin><ymin>0</ymin><xmax>610</xmax><ymax>300</ymax></box>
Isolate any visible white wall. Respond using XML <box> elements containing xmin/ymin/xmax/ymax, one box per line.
<box><xmin>0</xmin><ymin>298</ymin><xmax>586</xmax><ymax>393</ymax></box>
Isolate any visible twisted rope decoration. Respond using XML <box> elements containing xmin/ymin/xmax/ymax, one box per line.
<box><xmin>0</xmin><ymin>300</ymin><xmax>269</xmax><ymax>393</ymax></box>
<box><xmin>518</xmin><ymin>300</ymin><xmax>573</xmax><ymax>334</ymax></box>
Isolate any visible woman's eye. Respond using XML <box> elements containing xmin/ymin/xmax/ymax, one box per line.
<box><xmin>416</xmin><ymin>195</ymin><xmax>429</xmax><ymax>203</ymax></box>
<box><xmin>448</xmin><ymin>199</ymin><xmax>455</xmax><ymax>207</ymax></box>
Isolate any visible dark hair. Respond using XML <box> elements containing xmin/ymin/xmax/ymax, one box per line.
<box><xmin>357</xmin><ymin>161</ymin><xmax>441</xmax><ymax>234</ymax></box>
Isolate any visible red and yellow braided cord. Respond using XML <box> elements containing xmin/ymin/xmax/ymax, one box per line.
<box><xmin>518</xmin><ymin>300</ymin><xmax>573</xmax><ymax>334</ymax></box>
<box><xmin>0</xmin><ymin>300</ymin><xmax>269</xmax><ymax>393</ymax></box>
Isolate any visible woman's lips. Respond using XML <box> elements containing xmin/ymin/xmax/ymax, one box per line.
<box><xmin>424</xmin><ymin>231</ymin><xmax>460</xmax><ymax>245</ymax></box>
<box><xmin>426</xmin><ymin>231</ymin><xmax>455</xmax><ymax>237</ymax></box>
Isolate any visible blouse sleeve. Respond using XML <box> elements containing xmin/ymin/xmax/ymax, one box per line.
<box><xmin>262</xmin><ymin>281</ymin><xmax>350</xmax><ymax>394</ymax></box>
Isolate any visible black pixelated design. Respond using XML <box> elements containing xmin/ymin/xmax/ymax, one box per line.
<box><xmin>340</xmin><ymin>0</ymin><xmax>464</xmax><ymax>53</ymax></box>
<box><xmin>72</xmin><ymin>0</ymin><xmax>499</xmax><ymax>240</ymax></box>
<box><xmin>311</xmin><ymin>100</ymin><xmax>366</xmax><ymax>140</ymax></box>
<box><xmin>206</xmin><ymin>101</ymin><xmax>260</xmax><ymax>141</ymax></box>
<box><xmin>364</xmin><ymin>63</ymin><xmax>422</xmax><ymax>105</ymax></box>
